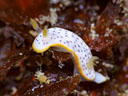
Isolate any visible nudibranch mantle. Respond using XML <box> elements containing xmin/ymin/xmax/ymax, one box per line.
<box><xmin>32</xmin><ymin>27</ymin><xmax>107</xmax><ymax>83</ymax></box>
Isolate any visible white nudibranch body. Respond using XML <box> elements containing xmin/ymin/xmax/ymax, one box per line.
<box><xmin>32</xmin><ymin>27</ymin><xmax>108</xmax><ymax>84</ymax></box>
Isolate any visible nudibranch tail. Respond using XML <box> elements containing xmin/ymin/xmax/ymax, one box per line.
<box><xmin>30</xmin><ymin>18</ymin><xmax>39</xmax><ymax>31</ymax></box>
<box><xmin>94</xmin><ymin>72</ymin><xmax>109</xmax><ymax>84</ymax></box>
<box><xmin>32</xmin><ymin>27</ymin><xmax>108</xmax><ymax>84</ymax></box>
<box><xmin>43</xmin><ymin>27</ymin><xmax>48</xmax><ymax>37</ymax></box>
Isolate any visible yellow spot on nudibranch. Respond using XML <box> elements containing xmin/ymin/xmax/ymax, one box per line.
<box><xmin>30</xmin><ymin>18</ymin><xmax>39</xmax><ymax>30</ymax></box>
<box><xmin>43</xmin><ymin>27</ymin><xmax>48</xmax><ymax>37</ymax></box>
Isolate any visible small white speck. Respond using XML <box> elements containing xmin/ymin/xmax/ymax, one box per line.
<box><xmin>58</xmin><ymin>61</ymin><xmax>65</xmax><ymax>69</ymax></box>
<box><xmin>32</xmin><ymin>86</ymin><xmax>39</xmax><ymax>92</ymax></box>
<box><xmin>19</xmin><ymin>53</ymin><xmax>23</xmax><ymax>55</ymax></box>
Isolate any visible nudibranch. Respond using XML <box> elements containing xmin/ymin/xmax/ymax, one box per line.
<box><xmin>31</xmin><ymin>19</ymin><xmax>108</xmax><ymax>84</ymax></box>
